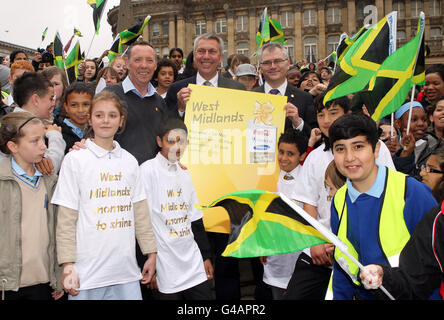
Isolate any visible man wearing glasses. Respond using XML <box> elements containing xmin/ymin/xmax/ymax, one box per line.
<box><xmin>165</xmin><ymin>33</ymin><xmax>245</xmax><ymax>119</ymax></box>
<box><xmin>254</xmin><ymin>42</ymin><xmax>317</xmax><ymax>135</ymax></box>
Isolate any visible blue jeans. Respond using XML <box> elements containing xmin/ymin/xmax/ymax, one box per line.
<box><xmin>69</xmin><ymin>280</ymin><xmax>142</xmax><ymax>300</ymax></box>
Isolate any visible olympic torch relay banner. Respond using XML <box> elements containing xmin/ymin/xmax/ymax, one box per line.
<box><xmin>182</xmin><ymin>84</ymin><xmax>287</xmax><ymax>233</ymax></box>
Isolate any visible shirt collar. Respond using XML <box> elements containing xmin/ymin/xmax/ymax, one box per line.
<box><xmin>86</xmin><ymin>138</ymin><xmax>122</xmax><ymax>159</ymax></box>
<box><xmin>63</xmin><ymin>118</ymin><xmax>84</xmax><ymax>138</ymax></box>
<box><xmin>156</xmin><ymin>152</ymin><xmax>179</xmax><ymax>172</ymax></box>
<box><xmin>11</xmin><ymin>157</ymin><xmax>42</xmax><ymax>179</ymax></box>
<box><xmin>280</xmin><ymin>165</ymin><xmax>300</xmax><ymax>180</ymax></box>
<box><xmin>264</xmin><ymin>80</ymin><xmax>288</xmax><ymax>96</ymax></box>
<box><xmin>122</xmin><ymin>76</ymin><xmax>157</xmax><ymax>98</ymax></box>
<box><xmin>196</xmin><ymin>72</ymin><xmax>219</xmax><ymax>87</ymax></box>
<box><xmin>346</xmin><ymin>165</ymin><xmax>386</xmax><ymax>203</ymax></box>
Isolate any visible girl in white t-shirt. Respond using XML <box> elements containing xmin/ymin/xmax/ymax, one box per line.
<box><xmin>140</xmin><ymin>118</ymin><xmax>214</xmax><ymax>300</ymax></box>
<box><xmin>52</xmin><ymin>91</ymin><xmax>157</xmax><ymax>300</ymax></box>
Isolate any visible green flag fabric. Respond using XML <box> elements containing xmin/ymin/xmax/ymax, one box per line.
<box><xmin>107</xmin><ymin>35</ymin><xmax>122</xmax><ymax>63</ymax></box>
<box><xmin>369</xmin><ymin>12</ymin><xmax>425</xmax><ymax>121</ymax></box>
<box><xmin>53</xmin><ymin>32</ymin><xmax>65</xmax><ymax>70</ymax></box>
<box><xmin>41</xmin><ymin>27</ymin><xmax>48</xmax><ymax>42</ymax></box>
<box><xmin>65</xmin><ymin>41</ymin><xmax>83</xmax><ymax>84</ymax></box>
<box><xmin>88</xmin><ymin>0</ymin><xmax>107</xmax><ymax>35</ymax></box>
<box><xmin>256</xmin><ymin>8</ymin><xmax>286</xmax><ymax>50</ymax></box>
<box><xmin>119</xmin><ymin>15</ymin><xmax>151</xmax><ymax>46</ymax></box>
<box><xmin>198</xmin><ymin>190</ymin><xmax>329</xmax><ymax>258</ymax></box>
<box><xmin>323</xmin><ymin>11</ymin><xmax>397</xmax><ymax>106</ymax></box>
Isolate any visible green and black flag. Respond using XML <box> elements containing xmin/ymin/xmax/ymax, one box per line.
<box><xmin>256</xmin><ymin>7</ymin><xmax>286</xmax><ymax>50</ymax></box>
<box><xmin>367</xmin><ymin>12</ymin><xmax>426</xmax><ymax>121</ymax></box>
<box><xmin>53</xmin><ymin>32</ymin><xmax>65</xmax><ymax>70</ymax></box>
<box><xmin>65</xmin><ymin>40</ymin><xmax>84</xmax><ymax>84</ymax></box>
<box><xmin>107</xmin><ymin>35</ymin><xmax>122</xmax><ymax>63</ymax></box>
<box><xmin>323</xmin><ymin>11</ymin><xmax>398</xmax><ymax>106</ymax></box>
<box><xmin>88</xmin><ymin>0</ymin><xmax>108</xmax><ymax>34</ymax></box>
<box><xmin>198</xmin><ymin>190</ymin><xmax>329</xmax><ymax>258</ymax></box>
<box><xmin>119</xmin><ymin>15</ymin><xmax>151</xmax><ymax>46</ymax></box>
<box><xmin>41</xmin><ymin>27</ymin><xmax>48</xmax><ymax>42</ymax></box>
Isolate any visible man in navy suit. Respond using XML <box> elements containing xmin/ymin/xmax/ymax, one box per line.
<box><xmin>254</xmin><ymin>42</ymin><xmax>317</xmax><ymax>137</ymax></box>
<box><xmin>165</xmin><ymin>33</ymin><xmax>245</xmax><ymax>119</ymax></box>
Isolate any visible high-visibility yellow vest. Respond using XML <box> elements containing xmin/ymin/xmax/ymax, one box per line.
<box><xmin>326</xmin><ymin>167</ymin><xmax>410</xmax><ymax>298</ymax></box>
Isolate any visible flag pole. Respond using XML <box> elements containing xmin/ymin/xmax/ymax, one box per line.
<box><xmin>86</xmin><ymin>33</ymin><xmax>97</xmax><ymax>59</ymax></box>
<box><xmin>405</xmin><ymin>12</ymin><xmax>425</xmax><ymax>136</ymax></box>
<box><xmin>279</xmin><ymin>193</ymin><xmax>396</xmax><ymax>300</ymax></box>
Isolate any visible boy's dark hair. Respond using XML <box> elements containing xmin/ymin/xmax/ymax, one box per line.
<box><xmin>153</xmin><ymin>58</ymin><xmax>178</xmax><ymax>84</ymax></box>
<box><xmin>278</xmin><ymin>129</ymin><xmax>308</xmax><ymax>155</ymax></box>
<box><xmin>158</xmin><ymin>117</ymin><xmax>188</xmax><ymax>139</ymax></box>
<box><xmin>12</xmin><ymin>72</ymin><xmax>52</xmax><ymax>107</ymax></box>
<box><xmin>9</xmin><ymin>50</ymin><xmax>27</xmax><ymax>63</ymax></box>
<box><xmin>314</xmin><ymin>92</ymin><xmax>351</xmax><ymax>114</ymax></box>
<box><xmin>64</xmin><ymin>82</ymin><xmax>95</xmax><ymax>104</ymax></box>
<box><xmin>329</xmin><ymin>113</ymin><xmax>379</xmax><ymax>152</ymax></box>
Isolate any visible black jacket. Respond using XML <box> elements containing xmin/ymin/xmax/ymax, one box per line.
<box><xmin>377</xmin><ymin>204</ymin><xmax>444</xmax><ymax>299</ymax></box>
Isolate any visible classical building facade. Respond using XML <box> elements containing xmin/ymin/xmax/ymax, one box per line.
<box><xmin>0</xmin><ymin>40</ymin><xmax>36</xmax><ymax>62</ymax></box>
<box><xmin>107</xmin><ymin>0</ymin><xmax>444</xmax><ymax>66</ymax></box>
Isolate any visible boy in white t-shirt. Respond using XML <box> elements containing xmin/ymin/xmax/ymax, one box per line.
<box><xmin>140</xmin><ymin>118</ymin><xmax>214</xmax><ymax>300</ymax></box>
<box><xmin>260</xmin><ymin>129</ymin><xmax>308</xmax><ymax>300</ymax></box>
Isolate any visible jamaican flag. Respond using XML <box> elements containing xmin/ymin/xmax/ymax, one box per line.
<box><xmin>41</xmin><ymin>27</ymin><xmax>48</xmax><ymax>42</ymax></box>
<box><xmin>74</xmin><ymin>27</ymin><xmax>83</xmax><ymax>37</ymax></box>
<box><xmin>323</xmin><ymin>11</ymin><xmax>397</xmax><ymax>106</ymax></box>
<box><xmin>107</xmin><ymin>35</ymin><xmax>122</xmax><ymax>63</ymax></box>
<box><xmin>256</xmin><ymin>8</ymin><xmax>286</xmax><ymax>50</ymax></box>
<box><xmin>368</xmin><ymin>12</ymin><xmax>426</xmax><ymax>121</ymax></box>
<box><xmin>65</xmin><ymin>40</ymin><xmax>83</xmax><ymax>84</ymax></box>
<box><xmin>88</xmin><ymin>0</ymin><xmax>107</xmax><ymax>34</ymax></box>
<box><xmin>199</xmin><ymin>190</ymin><xmax>329</xmax><ymax>258</ymax></box>
<box><xmin>53</xmin><ymin>32</ymin><xmax>65</xmax><ymax>70</ymax></box>
<box><xmin>119</xmin><ymin>15</ymin><xmax>151</xmax><ymax>46</ymax></box>
<box><xmin>335</xmin><ymin>27</ymin><xmax>366</xmax><ymax>63</ymax></box>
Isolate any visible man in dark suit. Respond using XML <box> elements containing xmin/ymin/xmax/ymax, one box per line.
<box><xmin>253</xmin><ymin>42</ymin><xmax>317</xmax><ymax>137</ymax></box>
<box><xmin>165</xmin><ymin>33</ymin><xmax>245</xmax><ymax>119</ymax></box>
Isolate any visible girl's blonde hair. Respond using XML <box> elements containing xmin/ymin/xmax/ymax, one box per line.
<box><xmin>0</xmin><ymin>112</ymin><xmax>43</xmax><ymax>154</ymax></box>
<box><xmin>86</xmin><ymin>90</ymin><xmax>128</xmax><ymax>138</ymax></box>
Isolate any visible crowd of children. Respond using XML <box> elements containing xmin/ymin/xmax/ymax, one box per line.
<box><xmin>1</xmin><ymin>39</ymin><xmax>444</xmax><ymax>301</ymax></box>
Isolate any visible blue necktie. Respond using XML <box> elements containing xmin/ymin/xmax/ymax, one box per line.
<box><xmin>269</xmin><ymin>88</ymin><xmax>280</xmax><ymax>95</ymax></box>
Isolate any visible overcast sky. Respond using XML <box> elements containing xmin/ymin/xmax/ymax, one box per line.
<box><xmin>1</xmin><ymin>0</ymin><xmax>120</xmax><ymax>58</ymax></box>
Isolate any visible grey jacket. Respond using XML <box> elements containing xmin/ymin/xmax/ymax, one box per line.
<box><xmin>0</xmin><ymin>157</ymin><xmax>61</xmax><ymax>293</ymax></box>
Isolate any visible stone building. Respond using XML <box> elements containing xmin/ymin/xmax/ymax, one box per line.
<box><xmin>107</xmin><ymin>0</ymin><xmax>444</xmax><ymax>66</ymax></box>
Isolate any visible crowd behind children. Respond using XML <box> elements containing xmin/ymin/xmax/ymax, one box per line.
<box><xmin>1</xmin><ymin>32</ymin><xmax>444</xmax><ymax>301</ymax></box>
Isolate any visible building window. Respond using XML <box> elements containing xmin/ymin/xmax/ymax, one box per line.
<box><xmin>237</xmin><ymin>42</ymin><xmax>249</xmax><ymax>55</ymax></box>
<box><xmin>411</xmin><ymin>0</ymin><xmax>423</xmax><ymax>17</ymax></box>
<box><xmin>392</xmin><ymin>1</ymin><xmax>406</xmax><ymax>18</ymax></box>
<box><xmin>215</xmin><ymin>17</ymin><xmax>227</xmax><ymax>34</ymax></box>
<box><xmin>327</xmin><ymin>7</ymin><xmax>341</xmax><ymax>24</ymax></box>
<box><xmin>152</xmin><ymin>23</ymin><xmax>160</xmax><ymax>37</ymax></box>
<box><xmin>304</xmin><ymin>37</ymin><xmax>317</xmax><ymax>62</ymax></box>
<box><xmin>284</xmin><ymin>38</ymin><xmax>294</xmax><ymax>63</ymax></box>
<box><xmin>429</xmin><ymin>0</ymin><xmax>441</xmax><ymax>16</ymax></box>
<box><xmin>281</xmin><ymin>11</ymin><xmax>294</xmax><ymax>28</ymax></box>
<box><xmin>327</xmin><ymin>35</ymin><xmax>340</xmax><ymax>56</ymax></box>
<box><xmin>430</xmin><ymin>28</ymin><xmax>442</xmax><ymax>39</ymax></box>
<box><xmin>161</xmin><ymin>47</ymin><xmax>169</xmax><ymax>58</ymax></box>
<box><xmin>195</xmin><ymin>20</ymin><xmax>206</xmax><ymax>35</ymax></box>
<box><xmin>236</xmin><ymin>15</ymin><xmax>248</xmax><ymax>32</ymax></box>
<box><xmin>397</xmin><ymin>30</ymin><xmax>406</xmax><ymax>41</ymax></box>
<box><xmin>303</xmin><ymin>9</ymin><xmax>317</xmax><ymax>26</ymax></box>
<box><xmin>155</xmin><ymin>47</ymin><xmax>160</xmax><ymax>57</ymax></box>
<box><xmin>162</xmin><ymin>21</ymin><xmax>169</xmax><ymax>36</ymax></box>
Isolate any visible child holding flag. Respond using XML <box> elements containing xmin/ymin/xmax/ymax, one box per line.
<box><xmin>328</xmin><ymin>113</ymin><xmax>438</xmax><ymax>300</ymax></box>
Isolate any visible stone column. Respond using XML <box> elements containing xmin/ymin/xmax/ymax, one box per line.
<box><xmin>318</xmin><ymin>1</ymin><xmax>327</xmax><ymax>60</ymax></box>
<box><xmin>248</xmin><ymin>8</ymin><xmax>257</xmax><ymax>64</ymax></box>
<box><xmin>347</xmin><ymin>0</ymin><xmax>356</xmax><ymax>33</ymax></box>
<box><xmin>169</xmin><ymin>14</ymin><xmax>176</xmax><ymax>49</ymax></box>
<box><xmin>206</xmin><ymin>11</ymin><xmax>214</xmax><ymax>34</ymax></box>
<box><xmin>293</xmin><ymin>4</ymin><xmax>303</xmax><ymax>61</ymax></box>
<box><xmin>226</xmin><ymin>10</ymin><xmax>235</xmax><ymax>55</ymax></box>
<box><xmin>177</xmin><ymin>14</ymin><xmax>186</xmax><ymax>52</ymax></box>
<box><xmin>376</xmin><ymin>0</ymin><xmax>385</xmax><ymax>19</ymax></box>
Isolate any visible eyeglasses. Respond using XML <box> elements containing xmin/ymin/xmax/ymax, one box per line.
<box><xmin>421</xmin><ymin>164</ymin><xmax>444</xmax><ymax>174</ymax></box>
<box><xmin>259</xmin><ymin>58</ymin><xmax>287</xmax><ymax>67</ymax></box>
<box><xmin>195</xmin><ymin>48</ymin><xmax>219</xmax><ymax>56</ymax></box>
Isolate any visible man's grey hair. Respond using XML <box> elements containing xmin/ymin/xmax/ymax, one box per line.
<box><xmin>258</xmin><ymin>42</ymin><xmax>289</xmax><ymax>62</ymax></box>
<box><xmin>126</xmin><ymin>41</ymin><xmax>156</xmax><ymax>60</ymax></box>
<box><xmin>193</xmin><ymin>33</ymin><xmax>225</xmax><ymax>54</ymax></box>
